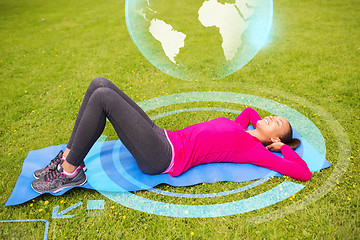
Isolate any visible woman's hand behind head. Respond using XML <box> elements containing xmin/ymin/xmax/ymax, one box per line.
<box><xmin>266</xmin><ymin>142</ymin><xmax>285</xmax><ymax>152</ymax></box>
<box><xmin>266</xmin><ymin>138</ymin><xmax>301</xmax><ymax>152</ymax></box>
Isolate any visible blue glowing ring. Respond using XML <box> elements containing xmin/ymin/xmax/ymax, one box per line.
<box><xmin>95</xmin><ymin>92</ymin><xmax>325</xmax><ymax>218</ymax></box>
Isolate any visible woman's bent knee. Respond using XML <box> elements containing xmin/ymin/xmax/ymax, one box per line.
<box><xmin>90</xmin><ymin>77</ymin><xmax>111</xmax><ymax>89</ymax></box>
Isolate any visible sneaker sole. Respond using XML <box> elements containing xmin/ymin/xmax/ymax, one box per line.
<box><xmin>31</xmin><ymin>175</ymin><xmax>88</xmax><ymax>194</ymax></box>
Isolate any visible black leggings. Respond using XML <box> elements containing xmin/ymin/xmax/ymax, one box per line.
<box><xmin>66</xmin><ymin>77</ymin><xmax>172</xmax><ymax>175</ymax></box>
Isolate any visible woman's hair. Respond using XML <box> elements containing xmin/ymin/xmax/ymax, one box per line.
<box><xmin>280</xmin><ymin>124</ymin><xmax>301</xmax><ymax>150</ymax></box>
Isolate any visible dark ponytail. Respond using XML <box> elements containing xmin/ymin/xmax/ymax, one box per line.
<box><xmin>281</xmin><ymin>124</ymin><xmax>301</xmax><ymax>150</ymax></box>
<box><xmin>286</xmin><ymin>138</ymin><xmax>301</xmax><ymax>150</ymax></box>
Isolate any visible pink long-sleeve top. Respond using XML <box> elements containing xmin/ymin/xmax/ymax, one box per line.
<box><xmin>164</xmin><ymin>107</ymin><xmax>312</xmax><ymax>181</ymax></box>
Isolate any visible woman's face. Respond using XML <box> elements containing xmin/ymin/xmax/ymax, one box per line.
<box><xmin>256</xmin><ymin>116</ymin><xmax>291</xmax><ymax>141</ymax></box>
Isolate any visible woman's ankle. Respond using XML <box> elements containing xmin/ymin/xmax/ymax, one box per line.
<box><xmin>61</xmin><ymin>160</ymin><xmax>77</xmax><ymax>173</ymax></box>
<box><xmin>63</xmin><ymin>148</ymin><xmax>70</xmax><ymax>158</ymax></box>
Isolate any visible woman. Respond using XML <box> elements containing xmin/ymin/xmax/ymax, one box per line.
<box><xmin>31</xmin><ymin>77</ymin><xmax>312</xmax><ymax>194</ymax></box>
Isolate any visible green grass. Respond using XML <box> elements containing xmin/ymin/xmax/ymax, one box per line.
<box><xmin>0</xmin><ymin>0</ymin><xmax>359</xmax><ymax>239</ymax></box>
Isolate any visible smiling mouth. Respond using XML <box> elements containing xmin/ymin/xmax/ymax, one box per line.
<box><xmin>264</xmin><ymin>119</ymin><xmax>269</xmax><ymax>125</ymax></box>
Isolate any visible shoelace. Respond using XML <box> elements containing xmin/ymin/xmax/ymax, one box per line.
<box><xmin>45</xmin><ymin>155</ymin><xmax>62</xmax><ymax>170</ymax></box>
<box><xmin>44</xmin><ymin>166</ymin><xmax>64</xmax><ymax>184</ymax></box>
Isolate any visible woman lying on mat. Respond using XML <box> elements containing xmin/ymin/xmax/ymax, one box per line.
<box><xmin>31</xmin><ymin>77</ymin><xmax>312</xmax><ymax>193</ymax></box>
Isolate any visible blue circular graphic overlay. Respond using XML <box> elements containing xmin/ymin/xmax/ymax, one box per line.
<box><xmin>92</xmin><ymin>92</ymin><xmax>325</xmax><ymax>218</ymax></box>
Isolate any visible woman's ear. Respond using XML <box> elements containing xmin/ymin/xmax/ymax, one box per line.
<box><xmin>270</xmin><ymin>137</ymin><xmax>281</xmax><ymax>143</ymax></box>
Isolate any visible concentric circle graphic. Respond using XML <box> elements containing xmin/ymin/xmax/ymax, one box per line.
<box><xmin>86</xmin><ymin>91</ymin><xmax>344</xmax><ymax>219</ymax></box>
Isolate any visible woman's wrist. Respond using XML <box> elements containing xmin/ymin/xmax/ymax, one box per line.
<box><xmin>279</xmin><ymin>143</ymin><xmax>287</xmax><ymax>150</ymax></box>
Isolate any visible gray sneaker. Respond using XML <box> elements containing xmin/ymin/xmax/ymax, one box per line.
<box><xmin>33</xmin><ymin>150</ymin><xmax>87</xmax><ymax>179</ymax></box>
<box><xmin>33</xmin><ymin>150</ymin><xmax>64</xmax><ymax>179</ymax></box>
<box><xmin>31</xmin><ymin>164</ymin><xmax>87</xmax><ymax>193</ymax></box>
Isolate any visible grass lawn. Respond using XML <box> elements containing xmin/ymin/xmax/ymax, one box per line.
<box><xmin>0</xmin><ymin>0</ymin><xmax>359</xmax><ymax>239</ymax></box>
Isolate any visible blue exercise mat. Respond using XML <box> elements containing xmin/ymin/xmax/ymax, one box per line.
<box><xmin>5</xmin><ymin>130</ymin><xmax>331</xmax><ymax>206</ymax></box>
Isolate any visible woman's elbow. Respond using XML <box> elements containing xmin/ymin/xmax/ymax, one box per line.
<box><xmin>300</xmin><ymin>171</ymin><xmax>312</xmax><ymax>182</ymax></box>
